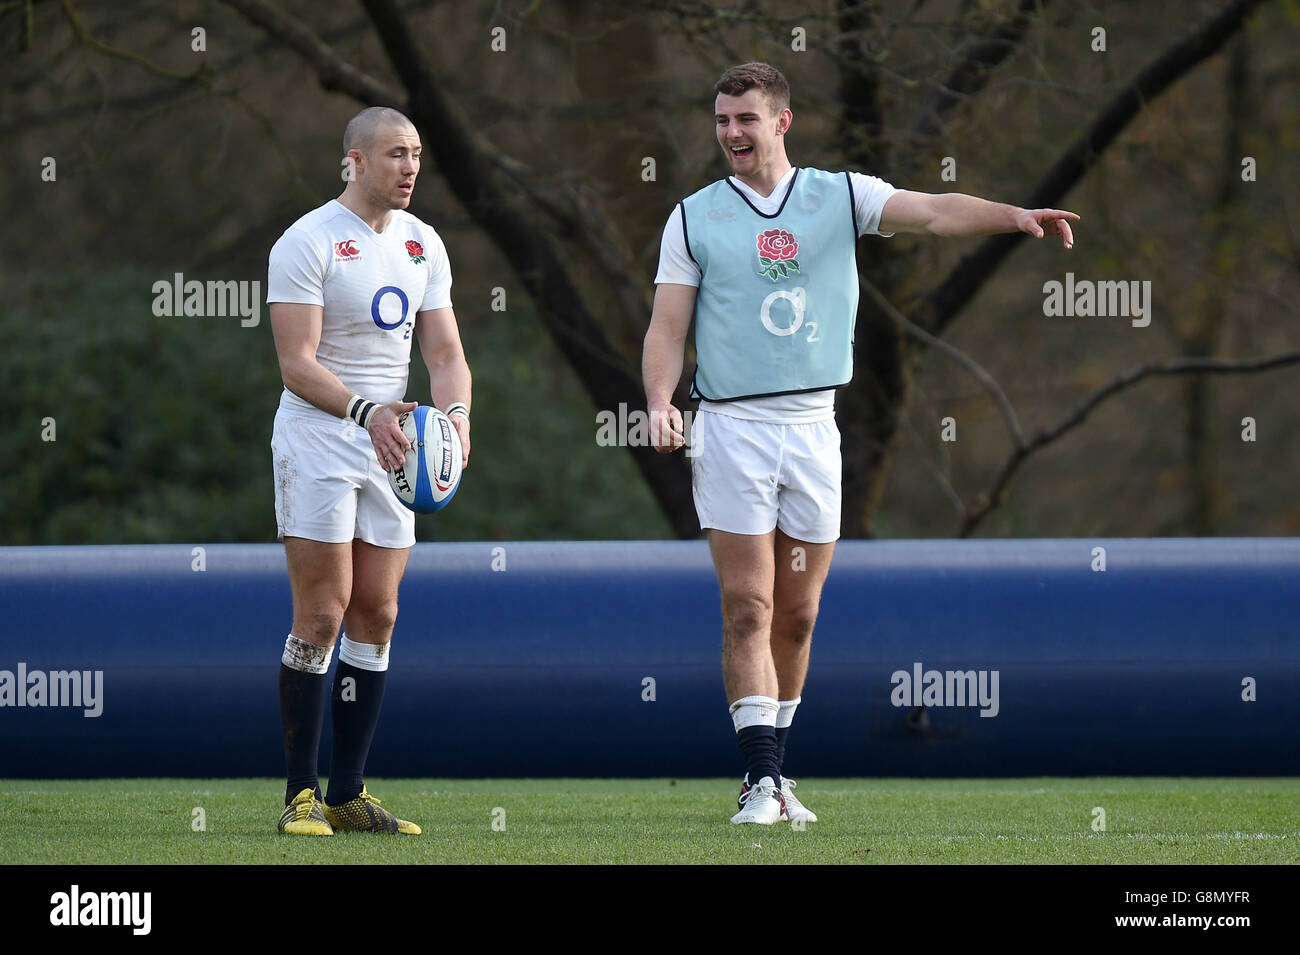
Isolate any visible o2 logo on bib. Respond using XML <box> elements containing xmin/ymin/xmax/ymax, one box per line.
<box><xmin>371</xmin><ymin>286</ymin><xmax>414</xmax><ymax>340</ymax></box>
<box><xmin>760</xmin><ymin>287</ymin><xmax>820</xmax><ymax>343</ymax></box>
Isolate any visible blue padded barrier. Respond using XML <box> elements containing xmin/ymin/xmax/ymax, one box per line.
<box><xmin>0</xmin><ymin>540</ymin><xmax>1295</xmax><ymax>777</ymax></box>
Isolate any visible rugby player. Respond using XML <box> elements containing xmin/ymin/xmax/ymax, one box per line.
<box><xmin>267</xmin><ymin>106</ymin><xmax>471</xmax><ymax>835</ymax></box>
<box><xmin>643</xmin><ymin>63</ymin><xmax>1076</xmax><ymax>824</ymax></box>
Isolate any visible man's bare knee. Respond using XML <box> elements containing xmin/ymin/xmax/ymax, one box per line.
<box><xmin>299</xmin><ymin>608</ymin><xmax>344</xmax><ymax>646</ymax></box>
<box><xmin>722</xmin><ymin>591</ymin><xmax>773</xmax><ymax>643</ymax></box>
<box><xmin>345</xmin><ymin>600</ymin><xmax>398</xmax><ymax>642</ymax></box>
<box><xmin>773</xmin><ymin>601</ymin><xmax>819</xmax><ymax>645</ymax></box>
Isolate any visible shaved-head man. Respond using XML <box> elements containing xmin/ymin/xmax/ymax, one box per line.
<box><xmin>342</xmin><ymin>107</ymin><xmax>411</xmax><ymax>165</ymax></box>
<box><xmin>266</xmin><ymin>106</ymin><xmax>472</xmax><ymax>835</ymax></box>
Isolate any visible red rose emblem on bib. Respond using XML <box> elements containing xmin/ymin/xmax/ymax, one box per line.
<box><xmin>405</xmin><ymin>239</ymin><xmax>426</xmax><ymax>264</ymax></box>
<box><xmin>756</xmin><ymin>229</ymin><xmax>800</xmax><ymax>281</ymax></box>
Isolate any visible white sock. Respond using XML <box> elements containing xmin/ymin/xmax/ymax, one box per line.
<box><xmin>281</xmin><ymin>634</ymin><xmax>333</xmax><ymax>674</ymax></box>
<box><xmin>777</xmin><ymin>697</ymin><xmax>801</xmax><ymax>729</ymax></box>
<box><xmin>728</xmin><ymin>695</ymin><xmax>779</xmax><ymax>732</ymax></box>
<box><xmin>338</xmin><ymin>634</ymin><xmax>391</xmax><ymax>672</ymax></box>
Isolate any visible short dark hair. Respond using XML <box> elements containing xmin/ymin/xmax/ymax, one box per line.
<box><xmin>714</xmin><ymin>62</ymin><xmax>790</xmax><ymax>113</ymax></box>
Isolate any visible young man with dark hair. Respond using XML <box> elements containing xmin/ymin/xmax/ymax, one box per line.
<box><xmin>643</xmin><ymin>63</ymin><xmax>1077</xmax><ymax>824</ymax></box>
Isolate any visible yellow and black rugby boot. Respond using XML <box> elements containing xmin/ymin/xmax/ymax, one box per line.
<box><xmin>278</xmin><ymin>787</ymin><xmax>334</xmax><ymax>836</ymax></box>
<box><xmin>323</xmin><ymin>786</ymin><xmax>421</xmax><ymax>834</ymax></box>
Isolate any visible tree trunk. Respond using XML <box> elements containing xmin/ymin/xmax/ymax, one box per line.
<box><xmin>1186</xmin><ymin>34</ymin><xmax>1248</xmax><ymax>534</ymax></box>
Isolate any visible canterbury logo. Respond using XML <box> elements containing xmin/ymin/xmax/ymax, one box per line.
<box><xmin>335</xmin><ymin>239</ymin><xmax>360</xmax><ymax>258</ymax></box>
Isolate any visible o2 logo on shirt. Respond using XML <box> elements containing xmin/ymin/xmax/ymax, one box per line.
<box><xmin>371</xmin><ymin>286</ymin><xmax>414</xmax><ymax>340</ymax></box>
<box><xmin>760</xmin><ymin>286</ymin><xmax>819</xmax><ymax>342</ymax></box>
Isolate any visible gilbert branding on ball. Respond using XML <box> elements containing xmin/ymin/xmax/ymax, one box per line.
<box><xmin>388</xmin><ymin>406</ymin><xmax>463</xmax><ymax>513</ymax></box>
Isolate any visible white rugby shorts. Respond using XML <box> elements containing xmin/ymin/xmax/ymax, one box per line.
<box><xmin>690</xmin><ymin>409</ymin><xmax>842</xmax><ymax>543</ymax></box>
<box><xmin>271</xmin><ymin>406</ymin><xmax>415</xmax><ymax>548</ymax></box>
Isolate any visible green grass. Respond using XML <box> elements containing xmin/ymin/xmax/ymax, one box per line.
<box><xmin>2</xmin><ymin>778</ymin><xmax>1297</xmax><ymax>864</ymax></box>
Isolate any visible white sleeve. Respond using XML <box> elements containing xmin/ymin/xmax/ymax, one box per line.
<box><xmin>653</xmin><ymin>205</ymin><xmax>702</xmax><ymax>287</ymax></box>
<box><xmin>419</xmin><ymin>226</ymin><xmax>454</xmax><ymax>311</ymax></box>
<box><xmin>267</xmin><ymin>228</ymin><xmax>327</xmax><ymax>306</ymax></box>
<box><xmin>851</xmin><ymin>172</ymin><xmax>899</xmax><ymax>238</ymax></box>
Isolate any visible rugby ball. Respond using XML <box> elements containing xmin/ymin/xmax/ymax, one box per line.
<box><xmin>388</xmin><ymin>406</ymin><xmax>463</xmax><ymax>513</ymax></box>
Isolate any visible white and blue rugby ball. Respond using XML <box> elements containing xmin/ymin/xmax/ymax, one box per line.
<box><xmin>388</xmin><ymin>406</ymin><xmax>463</xmax><ymax>513</ymax></box>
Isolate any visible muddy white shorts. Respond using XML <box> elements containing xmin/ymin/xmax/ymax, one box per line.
<box><xmin>271</xmin><ymin>406</ymin><xmax>415</xmax><ymax>548</ymax></box>
<box><xmin>690</xmin><ymin>409</ymin><xmax>842</xmax><ymax>543</ymax></box>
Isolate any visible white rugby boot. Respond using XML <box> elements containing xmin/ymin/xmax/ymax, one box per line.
<box><xmin>780</xmin><ymin>777</ymin><xmax>818</xmax><ymax>823</ymax></box>
<box><xmin>730</xmin><ymin>775</ymin><xmax>785</xmax><ymax>824</ymax></box>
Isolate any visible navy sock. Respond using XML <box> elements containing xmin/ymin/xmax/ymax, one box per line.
<box><xmin>279</xmin><ymin>662</ymin><xmax>330</xmax><ymax>806</ymax></box>
<box><xmin>775</xmin><ymin>724</ymin><xmax>792</xmax><ymax>773</ymax></box>
<box><xmin>326</xmin><ymin>660</ymin><xmax>388</xmax><ymax>806</ymax></box>
<box><xmin>737</xmin><ymin>725</ymin><xmax>781</xmax><ymax>791</ymax></box>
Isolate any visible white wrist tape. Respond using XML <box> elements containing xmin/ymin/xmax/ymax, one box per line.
<box><xmin>345</xmin><ymin>395</ymin><xmax>378</xmax><ymax>428</ymax></box>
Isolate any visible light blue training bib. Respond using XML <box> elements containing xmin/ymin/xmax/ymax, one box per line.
<box><xmin>681</xmin><ymin>167</ymin><xmax>860</xmax><ymax>402</ymax></box>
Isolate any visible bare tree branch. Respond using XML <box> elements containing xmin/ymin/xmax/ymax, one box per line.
<box><xmin>834</xmin><ymin>0</ymin><xmax>1049</xmax><ymax>536</ymax></box>
<box><xmin>915</xmin><ymin>0</ymin><xmax>1270</xmax><ymax>339</ymax></box>
<box><xmin>1</xmin><ymin>8</ymin><xmax>381</xmax><ymax>137</ymax></box>
<box><xmin>353</xmin><ymin>0</ymin><xmax>631</xmax><ymax>375</ymax></box>
<box><xmin>900</xmin><ymin>403</ymin><xmax>967</xmax><ymax>516</ymax></box>
<box><xmin>219</xmin><ymin>0</ymin><xmax>399</xmax><ymax>104</ymax></box>
<box><xmin>903</xmin><ymin>0</ymin><xmax>1049</xmax><ymax>165</ymax></box>
<box><xmin>958</xmin><ymin>351</ymin><xmax>1300</xmax><ymax>536</ymax></box>
<box><xmin>27</xmin><ymin>4</ymin><xmax>320</xmax><ymax>205</ymax></box>
<box><xmin>20</xmin><ymin>0</ymin><xmax>34</xmax><ymax>52</ymax></box>
<box><xmin>837</xmin><ymin>0</ymin><xmax>889</xmax><ymax>172</ymax></box>
<box><xmin>860</xmin><ymin>274</ymin><xmax>1025</xmax><ymax>446</ymax></box>
<box><xmin>59</xmin><ymin>0</ymin><xmax>212</xmax><ymax>85</ymax></box>
<box><xmin>492</xmin><ymin>157</ymin><xmax>654</xmax><ymax>337</ymax></box>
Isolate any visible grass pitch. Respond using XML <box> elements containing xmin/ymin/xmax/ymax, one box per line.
<box><xmin>2</xmin><ymin>778</ymin><xmax>1297</xmax><ymax>864</ymax></box>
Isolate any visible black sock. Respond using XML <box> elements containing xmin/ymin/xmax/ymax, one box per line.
<box><xmin>279</xmin><ymin>662</ymin><xmax>331</xmax><ymax>806</ymax></box>
<box><xmin>326</xmin><ymin>660</ymin><xmax>388</xmax><ymax>806</ymax></box>
<box><xmin>775</xmin><ymin>724</ymin><xmax>792</xmax><ymax>774</ymax></box>
<box><xmin>737</xmin><ymin>725</ymin><xmax>781</xmax><ymax>791</ymax></box>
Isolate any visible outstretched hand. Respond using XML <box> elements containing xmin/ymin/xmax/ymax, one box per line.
<box><xmin>1015</xmin><ymin>208</ymin><xmax>1080</xmax><ymax>250</ymax></box>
